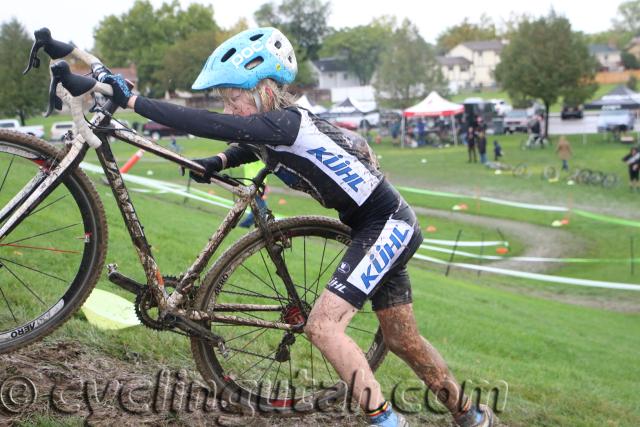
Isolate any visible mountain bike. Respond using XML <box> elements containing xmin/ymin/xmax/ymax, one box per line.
<box><xmin>0</xmin><ymin>28</ymin><xmax>386</xmax><ymax>413</ymax></box>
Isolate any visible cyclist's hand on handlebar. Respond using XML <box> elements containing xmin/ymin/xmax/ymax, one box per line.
<box><xmin>98</xmin><ymin>73</ymin><xmax>132</xmax><ymax>108</ymax></box>
<box><xmin>188</xmin><ymin>156</ymin><xmax>224</xmax><ymax>183</ymax></box>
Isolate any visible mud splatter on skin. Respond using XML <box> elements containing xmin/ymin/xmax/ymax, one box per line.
<box><xmin>376</xmin><ymin>303</ymin><xmax>468</xmax><ymax>416</ymax></box>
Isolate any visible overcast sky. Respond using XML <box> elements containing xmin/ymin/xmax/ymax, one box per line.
<box><xmin>3</xmin><ymin>0</ymin><xmax>626</xmax><ymax>51</ymax></box>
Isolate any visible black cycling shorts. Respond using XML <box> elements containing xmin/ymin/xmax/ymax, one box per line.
<box><xmin>326</xmin><ymin>201</ymin><xmax>422</xmax><ymax>311</ymax></box>
<box><xmin>630</xmin><ymin>167</ymin><xmax>639</xmax><ymax>181</ymax></box>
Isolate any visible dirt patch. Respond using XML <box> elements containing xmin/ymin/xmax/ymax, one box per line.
<box><xmin>0</xmin><ymin>340</ymin><xmax>462</xmax><ymax>426</ymax></box>
<box><xmin>413</xmin><ymin>206</ymin><xmax>584</xmax><ymax>274</ymax></box>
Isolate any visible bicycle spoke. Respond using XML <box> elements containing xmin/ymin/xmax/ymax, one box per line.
<box><xmin>226</xmin><ymin>282</ymin><xmax>283</xmax><ymax>302</ymax></box>
<box><xmin>347</xmin><ymin>324</ymin><xmax>375</xmax><ymax>335</ymax></box>
<box><xmin>0</xmin><ymin>284</ymin><xmax>17</xmax><ymax>324</ymax></box>
<box><xmin>1</xmin><ymin>262</ymin><xmax>45</xmax><ymax>305</ymax></box>
<box><xmin>5</xmin><ymin>222</ymin><xmax>81</xmax><ymax>246</ymax></box>
<box><xmin>28</xmin><ymin>194</ymin><xmax>68</xmax><ymax>217</ymax></box>
<box><xmin>0</xmin><ymin>243</ymin><xmax>80</xmax><ymax>254</ymax></box>
<box><xmin>258</xmin><ymin>250</ymin><xmax>286</xmax><ymax>305</ymax></box>
<box><xmin>239</xmin><ymin>261</ymin><xmax>285</xmax><ymax>305</ymax></box>
<box><xmin>0</xmin><ymin>256</ymin><xmax>68</xmax><ymax>283</ymax></box>
<box><xmin>225</xmin><ymin>328</ymin><xmax>269</xmax><ymax>363</ymax></box>
<box><xmin>0</xmin><ymin>155</ymin><xmax>15</xmax><ymax>195</ymax></box>
<box><xmin>320</xmin><ymin>353</ymin><xmax>335</xmax><ymax>383</ymax></box>
<box><xmin>304</xmin><ymin>245</ymin><xmax>345</xmax><ymax>302</ymax></box>
<box><xmin>303</xmin><ymin>236</ymin><xmax>307</xmax><ymax>288</ymax></box>
<box><xmin>236</xmin><ymin>348</ymin><xmax>278</xmax><ymax>382</ymax></box>
<box><xmin>225</xmin><ymin>326</ymin><xmax>264</xmax><ymax>343</ymax></box>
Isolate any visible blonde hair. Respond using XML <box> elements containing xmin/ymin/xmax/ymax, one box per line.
<box><xmin>216</xmin><ymin>79</ymin><xmax>295</xmax><ymax>112</ymax></box>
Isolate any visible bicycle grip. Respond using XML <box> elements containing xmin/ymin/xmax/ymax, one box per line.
<box><xmin>35</xmin><ymin>28</ymin><xmax>74</xmax><ymax>59</ymax></box>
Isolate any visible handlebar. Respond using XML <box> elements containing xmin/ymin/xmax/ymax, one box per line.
<box><xmin>24</xmin><ymin>27</ymin><xmax>121</xmax><ymax>148</ymax></box>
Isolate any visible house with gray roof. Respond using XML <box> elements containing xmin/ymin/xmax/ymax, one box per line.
<box><xmin>588</xmin><ymin>44</ymin><xmax>623</xmax><ymax>71</ymax></box>
<box><xmin>439</xmin><ymin>40</ymin><xmax>505</xmax><ymax>92</ymax></box>
<box><xmin>310</xmin><ymin>57</ymin><xmax>361</xmax><ymax>90</ymax></box>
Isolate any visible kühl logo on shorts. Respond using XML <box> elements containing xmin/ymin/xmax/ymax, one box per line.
<box><xmin>347</xmin><ymin>219</ymin><xmax>414</xmax><ymax>294</ymax></box>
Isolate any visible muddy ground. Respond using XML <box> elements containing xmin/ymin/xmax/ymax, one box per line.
<box><xmin>0</xmin><ymin>340</ymin><xmax>469</xmax><ymax>426</ymax></box>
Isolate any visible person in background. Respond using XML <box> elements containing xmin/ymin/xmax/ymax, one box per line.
<box><xmin>391</xmin><ymin>118</ymin><xmax>401</xmax><ymax>146</ymax></box>
<box><xmin>622</xmin><ymin>146</ymin><xmax>640</xmax><ymax>192</ymax></box>
<box><xmin>416</xmin><ymin>118</ymin><xmax>426</xmax><ymax>146</ymax></box>
<box><xmin>477</xmin><ymin>130</ymin><xmax>487</xmax><ymax>164</ymax></box>
<box><xmin>493</xmin><ymin>140</ymin><xmax>503</xmax><ymax>161</ymax></box>
<box><xmin>556</xmin><ymin>135</ymin><xmax>572</xmax><ymax>171</ymax></box>
<box><xmin>466</xmin><ymin>126</ymin><xmax>477</xmax><ymax>163</ymax></box>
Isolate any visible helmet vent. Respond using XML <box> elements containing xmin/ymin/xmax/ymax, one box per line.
<box><xmin>275</xmin><ymin>40</ymin><xmax>282</xmax><ymax>49</ymax></box>
<box><xmin>245</xmin><ymin>57</ymin><xmax>264</xmax><ymax>70</ymax></box>
<box><xmin>221</xmin><ymin>48</ymin><xmax>236</xmax><ymax>62</ymax></box>
<box><xmin>249</xmin><ymin>34</ymin><xmax>263</xmax><ymax>41</ymax></box>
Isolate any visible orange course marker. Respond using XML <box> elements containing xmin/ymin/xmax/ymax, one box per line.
<box><xmin>119</xmin><ymin>149</ymin><xmax>145</xmax><ymax>174</ymax></box>
<box><xmin>425</xmin><ymin>225</ymin><xmax>437</xmax><ymax>233</ymax></box>
<box><xmin>496</xmin><ymin>247</ymin><xmax>509</xmax><ymax>255</ymax></box>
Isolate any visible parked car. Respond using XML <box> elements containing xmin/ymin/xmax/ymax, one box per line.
<box><xmin>0</xmin><ymin>119</ymin><xmax>44</xmax><ymax>139</ymax></box>
<box><xmin>561</xmin><ymin>104</ymin><xmax>584</xmax><ymax>120</ymax></box>
<box><xmin>490</xmin><ymin>98</ymin><xmax>513</xmax><ymax>116</ymax></box>
<box><xmin>597</xmin><ymin>106</ymin><xmax>635</xmax><ymax>132</ymax></box>
<box><xmin>50</xmin><ymin>121</ymin><xmax>75</xmax><ymax>141</ymax></box>
<box><xmin>502</xmin><ymin>109</ymin><xmax>530</xmax><ymax>133</ymax></box>
<box><xmin>142</xmin><ymin>121</ymin><xmax>190</xmax><ymax>140</ymax></box>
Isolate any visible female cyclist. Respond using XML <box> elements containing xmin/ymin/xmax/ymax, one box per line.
<box><xmin>99</xmin><ymin>27</ymin><xmax>494</xmax><ymax>427</ymax></box>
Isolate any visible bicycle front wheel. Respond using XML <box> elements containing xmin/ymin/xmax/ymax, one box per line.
<box><xmin>191</xmin><ymin>216</ymin><xmax>386</xmax><ymax>414</ymax></box>
<box><xmin>0</xmin><ymin>130</ymin><xmax>107</xmax><ymax>354</ymax></box>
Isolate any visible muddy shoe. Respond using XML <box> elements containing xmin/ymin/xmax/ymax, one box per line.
<box><xmin>454</xmin><ymin>404</ymin><xmax>495</xmax><ymax>427</ymax></box>
<box><xmin>366</xmin><ymin>402</ymin><xmax>409</xmax><ymax>426</ymax></box>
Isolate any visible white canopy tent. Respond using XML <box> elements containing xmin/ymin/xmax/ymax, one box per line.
<box><xmin>296</xmin><ymin>94</ymin><xmax>327</xmax><ymax>114</ymax></box>
<box><xmin>402</xmin><ymin>91</ymin><xmax>464</xmax><ymax>147</ymax></box>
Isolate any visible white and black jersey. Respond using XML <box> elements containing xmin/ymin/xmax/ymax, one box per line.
<box><xmin>135</xmin><ymin>98</ymin><xmax>384</xmax><ymax>224</ymax></box>
<box><xmin>134</xmin><ymin>97</ymin><xmax>421</xmax><ymax>310</ymax></box>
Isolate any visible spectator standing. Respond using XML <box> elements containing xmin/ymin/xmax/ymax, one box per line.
<box><xmin>391</xmin><ymin>118</ymin><xmax>401</xmax><ymax>145</ymax></box>
<box><xmin>477</xmin><ymin>130</ymin><xmax>488</xmax><ymax>164</ymax></box>
<box><xmin>466</xmin><ymin>126</ymin><xmax>477</xmax><ymax>163</ymax></box>
<box><xmin>493</xmin><ymin>140</ymin><xmax>503</xmax><ymax>161</ymax></box>
<box><xmin>622</xmin><ymin>146</ymin><xmax>640</xmax><ymax>192</ymax></box>
<box><xmin>416</xmin><ymin>118</ymin><xmax>426</xmax><ymax>146</ymax></box>
<box><xmin>556</xmin><ymin>135</ymin><xmax>572</xmax><ymax>171</ymax></box>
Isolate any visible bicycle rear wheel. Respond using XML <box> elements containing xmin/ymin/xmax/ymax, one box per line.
<box><xmin>191</xmin><ymin>216</ymin><xmax>387</xmax><ymax>414</ymax></box>
<box><xmin>0</xmin><ymin>130</ymin><xmax>107</xmax><ymax>354</ymax></box>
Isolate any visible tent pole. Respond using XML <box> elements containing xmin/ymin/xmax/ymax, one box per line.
<box><xmin>452</xmin><ymin>115</ymin><xmax>457</xmax><ymax>146</ymax></box>
<box><xmin>401</xmin><ymin>114</ymin><xmax>405</xmax><ymax>149</ymax></box>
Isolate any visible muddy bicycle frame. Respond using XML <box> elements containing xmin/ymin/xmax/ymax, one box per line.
<box><xmin>2</xmin><ymin>33</ymin><xmax>307</xmax><ymax>348</ymax></box>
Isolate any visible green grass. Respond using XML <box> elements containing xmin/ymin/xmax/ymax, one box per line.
<box><xmin>1</xmin><ymin>113</ymin><xmax>640</xmax><ymax>426</ymax></box>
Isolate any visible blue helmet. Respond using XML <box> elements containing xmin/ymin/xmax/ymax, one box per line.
<box><xmin>192</xmin><ymin>27</ymin><xmax>297</xmax><ymax>90</ymax></box>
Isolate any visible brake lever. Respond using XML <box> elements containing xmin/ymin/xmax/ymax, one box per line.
<box><xmin>23</xmin><ymin>39</ymin><xmax>43</xmax><ymax>75</ymax></box>
<box><xmin>44</xmin><ymin>74</ymin><xmax>62</xmax><ymax>117</ymax></box>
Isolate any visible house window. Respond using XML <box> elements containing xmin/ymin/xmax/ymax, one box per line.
<box><xmin>448</xmin><ymin>66</ymin><xmax>454</xmax><ymax>72</ymax></box>
<box><xmin>343</xmin><ymin>73</ymin><xmax>349</xmax><ymax>80</ymax></box>
<box><xmin>328</xmin><ymin>72</ymin><xmax>334</xmax><ymax>78</ymax></box>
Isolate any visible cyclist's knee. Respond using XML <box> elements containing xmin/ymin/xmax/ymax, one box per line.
<box><xmin>304</xmin><ymin>316</ymin><xmax>335</xmax><ymax>346</ymax></box>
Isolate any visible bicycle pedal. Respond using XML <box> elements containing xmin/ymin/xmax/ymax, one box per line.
<box><xmin>107</xmin><ymin>263</ymin><xmax>144</xmax><ymax>295</ymax></box>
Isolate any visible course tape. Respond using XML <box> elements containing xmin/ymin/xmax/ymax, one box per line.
<box><xmin>414</xmin><ymin>253</ymin><xmax>640</xmax><ymax>291</ymax></box>
<box><xmin>81</xmin><ymin>162</ymin><xmax>235</xmax><ymax>209</ymax></box>
<box><xmin>419</xmin><ymin>244</ymin><xmax>638</xmax><ymax>264</ymax></box>
<box><xmin>425</xmin><ymin>238</ymin><xmax>508</xmax><ymax>247</ymax></box>
<box><xmin>80</xmin><ymin>163</ymin><xmax>638</xmax><ymax>290</ymax></box>
<box><xmin>397</xmin><ymin>186</ymin><xmax>640</xmax><ymax>227</ymax></box>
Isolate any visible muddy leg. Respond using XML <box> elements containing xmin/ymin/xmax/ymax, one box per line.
<box><xmin>377</xmin><ymin>303</ymin><xmax>469</xmax><ymax>416</ymax></box>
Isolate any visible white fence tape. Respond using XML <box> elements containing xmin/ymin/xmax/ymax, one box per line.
<box><xmin>425</xmin><ymin>238</ymin><xmax>509</xmax><ymax>247</ymax></box>
<box><xmin>414</xmin><ymin>253</ymin><xmax>640</xmax><ymax>291</ymax></box>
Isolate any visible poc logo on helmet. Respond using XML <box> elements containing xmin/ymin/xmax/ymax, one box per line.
<box><xmin>231</xmin><ymin>41</ymin><xmax>264</xmax><ymax>69</ymax></box>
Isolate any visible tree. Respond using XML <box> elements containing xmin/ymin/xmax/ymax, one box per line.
<box><xmin>94</xmin><ymin>0</ymin><xmax>217</xmax><ymax>96</ymax></box>
<box><xmin>374</xmin><ymin>19</ymin><xmax>447</xmax><ymax>109</ymax></box>
<box><xmin>613</xmin><ymin>0</ymin><xmax>640</xmax><ymax>35</ymax></box>
<box><xmin>436</xmin><ymin>15</ymin><xmax>497</xmax><ymax>54</ymax></box>
<box><xmin>495</xmin><ymin>11</ymin><xmax>598</xmax><ymax>135</ymax></box>
<box><xmin>254</xmin><ymin>0</ymin><xmax>330</xmax><ymax>61</ymax></box>
<box><xmin>0</xmin><ymin>19</ymin><xmax>49</xmax><ymax>125</ymax></box>
<box><xmin>319</xmin><ymin>19</ymin><xmax>394</xmax><ymax>85</ymax></box>
<box><xmin>622</xmin><ymin>51</ymin><xmax>640</xmax><ymax>69</ymax></box>
<box><xmin>627</xmin><ymin>75</ymin><xmax>638</xmax><ymax>91</ymax></box>
<box><xmin>155</xmin><ymin>19</ymin><xmax>250</xmax><ymax>92</ymax></box>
